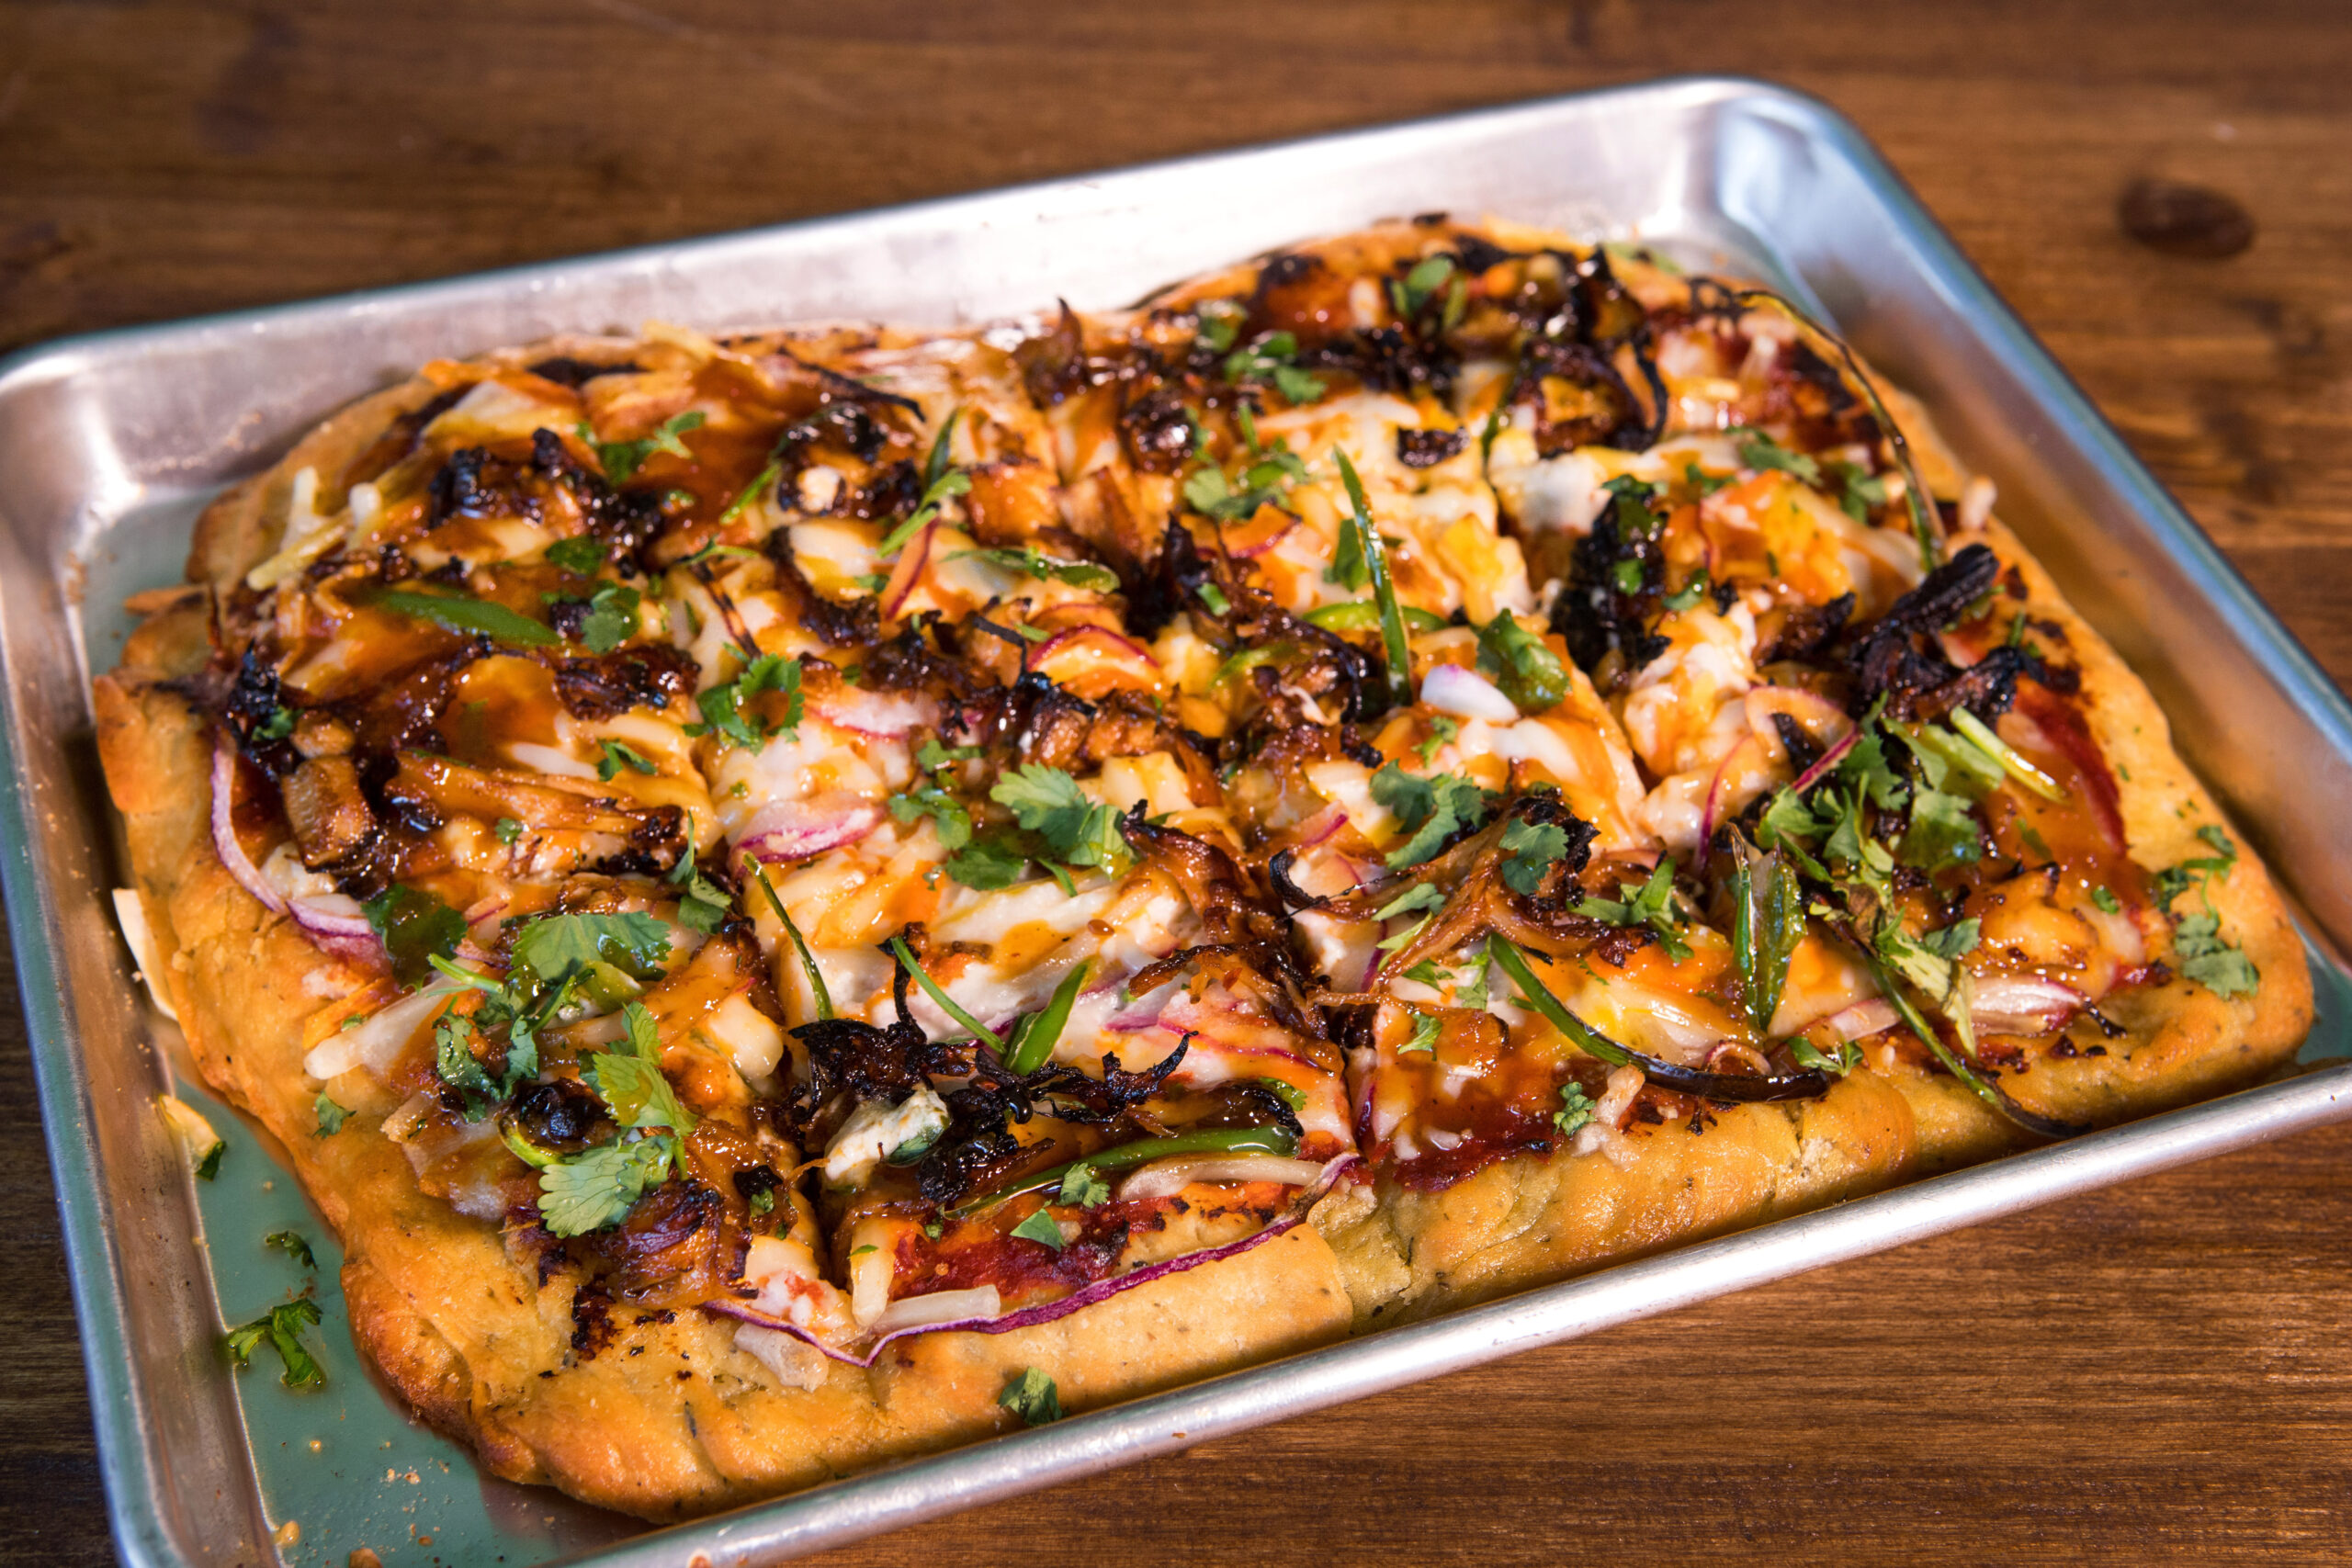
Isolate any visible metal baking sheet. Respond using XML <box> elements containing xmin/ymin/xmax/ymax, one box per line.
<box><xmin>5</xmin><ymin>74</ymin><xmax>2350</xmax><ymax>1568</ymax></box>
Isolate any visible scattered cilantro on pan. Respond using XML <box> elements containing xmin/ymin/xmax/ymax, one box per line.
<box><xmin>989</xmin><ymin>764</ymin><xmax>1126</xmax><ymax>872</ymax></box>
<box><xmin>2150</xmin><ymin>827</ymin><xmax>2258</xmax><ymax>998</ymax></box>
<box><xmin>224</xmin><ymin>1299</ymin><xmax>325</xmax><ymax>1389</ymax></box>
<box><xmin>1898</xmin><ymin>786</ymin><xmax>1984</xmax><ymax>871</ymax></box>
<box><xmin>889</xmin><ymin>785</ymin><xmax>974</xmax><ymax>851</ymax></box>
<box><xmin>360</xmin><ymin>885</ymin><xmax>465</xmax><ymax>990</ymax></box>
<box><xmin>509</xmin><ymin>911</ymin><xmax>673</xmax><ymax>987</ymax></box>
<box><xmin>587</xmin><ymin>1002</ymin><xmax>697</xmax><ymax>1134</ymax></box>
<box><xmin>999</xmin><ymin>1366</ymin><xmax>1062</xmax><ymax>1427</ymax></box>
<box><xmin>687</xmin><ymin>652</ymin><xmax>803</xmax><ymax>750</ymax></box>
<box><xmin>311</xmin><ymin>1093</ymin><xmax>348</xmax><ymax>1137</ymax></box>
<box><xmin>1369</xmin><ymin>763</ymin><xmax>1494</xmax><ymax>870</ymax></box>
<box><xmin>265</xmin><ymin>1230</ymin><xmax>316</xmax><ymax>1269</ymax></box>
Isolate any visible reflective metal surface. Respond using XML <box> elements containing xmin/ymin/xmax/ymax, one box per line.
<box><xmin>3</xmin><ymin>75</ymin><xmax>2347</xmax><ymax>1568</ymax></box>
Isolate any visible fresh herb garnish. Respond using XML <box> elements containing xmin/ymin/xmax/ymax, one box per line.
<box><xmin>1222</xmin><ymin>331</ymin><xmax>1324</xmax><ymax>405</ymax></box>
<box><xmin>989</xmin><ymin>764</ymin><xmax>1127</xmax><ymax>873</ymax></box>
<box><xmin>1554</xmin><ymin>1081</ymin><xmax>1597</xmax><ymax>1137</ymax></box>
<box><xmin>360</xmin><ymin>885</ymin><xmax>466</xmax><ymax>990</ymax></box>
<box><xmin>312</xmin><ymin>1093</ymin><xmax>348</xmax><ymax>1137</ymax></box>
<box><xmin>665</xmin><ymin>823</ymin><xmax>732</xmax><ymax>934</ymax></box>
<box><xmin>1475</xmin><ymin>610</ymin><xmax>1569</xmax><ymax>712</ymax></box>
<box><xmin>1368</xmin><ymin>762</ymin><xmax>1493</xmax><ymax>869</ymax></box>
<box><xmin>1010</xmin><ymin>1208</ymin><xmax>1066</xmax><ymax>1250</ymax></box>
<box><xmin>1576</xmin><ymin>858</ymin><xmax>1692</xmax><ymax>961</ymax></box>
<box><xmin>580</xmin><ymin>410</ymin><xmax>704</xmax><ymax>485</ymax></box>
<box><xmin>1729</xmin><ymin>426</ymin><xmax>1822</xmax><ymax>487</ymax></box>
<box><xmin>493</xmin><ymin>817</ymin><xmax>525</xmax><ymax>845</ymax></box>
<box><xmin>596</xmin><ymin>738</ymin><xmax>658</xmax><ymax>782</ymax></box>
<box><xmin>999</xmin><ymin>1366</ymin><xmax>1063</xmax><ymax>1427</ymax></box>
<box><xmin>224</xmin><ymin>1299</ymin><xmax>325</xmax><ymax>1389</ymax></box>
<box><xmin>265</xmin><ymin>1230</ymin><xmax>316</xmax><ymax>1269</ymax></box>
<box><xmin>1498</xmin><ymin>818</ymin><xmax>1570</xmax><ymax>896</ymax></box>
<box><xmin>555</xmin><ymin>581</ymin><xmax>641</xmax><ymax>653</ymax></box>
<box><xmin>687</xmin><ymin>652</ymin><xmax>803</xmax><ymax>750</ymax></box>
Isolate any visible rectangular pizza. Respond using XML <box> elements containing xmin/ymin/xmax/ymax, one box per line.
<box><xmin>95</xmin><ymin>217</ymin><xmax>2311</xmax><ymax>1519</ymax></box>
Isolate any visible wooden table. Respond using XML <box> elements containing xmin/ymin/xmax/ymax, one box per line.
<box><xmin>5</xmin><ymin>3</ymin><xmax>2350</xmax><ymax>1562</ymax></box>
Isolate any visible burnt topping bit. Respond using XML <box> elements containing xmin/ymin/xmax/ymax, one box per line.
<box><xmin>1396</xmin><ymin>426</ymin><xmax>1467</xmax><ymax>469</ymax></box>
<box><xmin>426</xmin><ymin>446</ymin><xmax>495</xmax><ymax>529</ymax></box>
<box><xmin>549</xmin><ymin>645</ymin><xmax>699</xmax><ymax>721</ymax></box>
<box><xmin>281</xmin><ymin>755</ymin><xmax>377</xmax><ymax>870</ymax></box>
<box><xmin>514</xmin><ymin>1077</ymin><xmax>608</xmax><ymax>1151</ymax></box>
<box><xmin>1841</xmin><ymin>541</ymin><xmax>2022</xmax><ymax>718</ymax></box>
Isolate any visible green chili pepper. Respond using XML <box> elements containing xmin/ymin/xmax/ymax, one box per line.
<box><xmin>950</xmin><ymin>1125</ymin><xmax>1302</xmax><ymax>1217</ymax></box>
<box><xmin>753</xmin><ymin>868</ymin><xmax>832</xmax><ymax>1021</ymax></box>
<box><xmin>1002</xmin><ymin>960</ymin><xmax>1090</xmax><ymax>1077</ymax></box>
<box><xmin>1333</xmin><ymin>449</ymin><xmax>1415</xmax><ymax>711</ymax></box>
<box><xmin>374</xmin><ymin>589</ymin><xmax>558</xmax><ymax>648</ymax></box>
<box><xmin>888</xmin><ymin>936</ymin><xmax>1003</xmax><ymax>1051</ymax></box>
<box><xmin>1485</xmin><ymin>936</ymin><xmax>1631</xmax><ymax>1066</ymax></box>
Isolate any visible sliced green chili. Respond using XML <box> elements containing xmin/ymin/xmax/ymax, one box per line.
<box><xmin>1002</xmin><ymin>960</ymin><xmax>1090</xmax><ymax>1076</ymax></box>
<box><xmin>951</xmin><ymin>1125</ymin><xmax>1301</xmax><ymax>1217</ymax></box>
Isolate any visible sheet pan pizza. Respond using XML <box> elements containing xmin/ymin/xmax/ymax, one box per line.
<box><xmin>95</xmin><ymin>217</ymin><xmax>2311</xmax><ymax>1518</ymax></box>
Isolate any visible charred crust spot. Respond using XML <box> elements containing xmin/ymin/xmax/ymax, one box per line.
<box><xmin>571</xmin><ymin>1285</ymin><xmax>616</xmax><ymax>1359</ymax></box>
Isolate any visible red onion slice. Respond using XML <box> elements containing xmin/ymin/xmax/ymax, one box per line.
<box><xmin>733</xmin><ymin>800</ymin><xmax>881</xmax><ymax>863</ymax></box>
<box><xmin>811</xmin><ymin>689</ymin><xmax>937</xmax><ymax>739</ymax></box>
<box><xmin>1789</xmin><ymin>728</ymin><xmax>1860</xmax><ymax>795</ymax></box>
<box><xmin>1698</xmin><ymin>732</ymin><xmax>1767</xmax><ymax>844</ymax></box>
<box><xmin>703</xmin><ymin>1156</ymin><xmax>1357</xmax><ymax>1367</ymax></box>
<box><xmin>1820</xmin><ymin>998</ymin><xmax>1899</xmax><ymax>1043</ymax></box>
<box><xmin>878</xmin><ymin>521</ymin><xmax>935</xmax><ymax>620</ymax></box>
<box><xmin>1970</xmin><ymin>975</ymin><xmax>2087</xmax><ymax>1036</ymax></box>
<box><xmin>209</xmin><ymin>736</ymin><xmax>287</xmax><ymax>915</ymax></box>
<box><xmin>1027</xmin><ymin>624</ymin><xmax>1161</xmax><ymax>674</ymax></box>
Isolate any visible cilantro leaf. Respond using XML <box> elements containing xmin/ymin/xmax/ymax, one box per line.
<box><xmin>508</xmin><ymin>911</ymin><xmax>673</xmax><ymax>991</ymax></box>
<box><xmin>2090</xmin><ymin>886</ymin><xmax>2121</xmax><ymax>915</ymax></box>
<box><xmin>312</xmin><ymin>1092</ymin><xmax>348</xmax><ymax>1137</ymax></box>
<box><xmin>2172</xmin><ymin>907</ymin><xmax>2259</xmax><ymax>998</ymax></box>
<box><xmin>889</xmin><ymin>785</ymin><xmax>975</xmax><ymax>851</ymax></box>
<box><xmin>545</xmin><ymin>535</ymin><xmax>607</xmax><ymax>574</ymax></box>
<box><xmin>1917</xmin><ymin>918</ymin><xmax>1982</xmax><ymax>961</ymax></box>
<box><xmin>990</xmin><ymin>765</ymin><xmax>1125</xmax><ymax>869</ymax></box>
<box><xmin>1499</xmin><ymin>818</ymin><xmax>1569</xmax><ymax>896</ymax></box>
<box><xmin>493</xmin><ymin>817</ymin><xmax>524</xmax><ymax>845</ymax></box>
<box><xmin>571</xmin><ymin>582</ymin><xmax>641</xmax><ymax>653</ymax></box>
<box><xmin>433</xmin><ymin>1010</ymin><xmax>501</xmax><ymax>1120</ymax></box>
<box><xmin>1195</xmin><ymin>299</ymin><xmax>1245</xmax><ymax>355</ymax></box>
<box><xmin>596</xmin><ymin>738</ymin><xmax>658</xmax><ymax>782</ymax></box>
<box><xmin>1369</xmin><ymin>763</ymin><xmax>1492</xmax><ymax>869</ymax></box>
<box><xmin>223</xmin><ymin>1298</ymin><xmax>325</xmax><ymax>1388</ymax></box>
<box><xmin>1828</xmin><ymin>458</ymin><xmax>1889</xmax><ymax>523</ymax></box>
<box><xmin>689</xmin><ymin>653</ymin><xmax>803</xmax><ymax>750</ymax></box>
<box><xmin>582</xmin><ymin>410</ymin><xmax>705</xmax><ymax>485</ymax></box>
<box><xmin>1577</xmin><ymin>858</ymin><xmax>1692</xmax><ymax>961</ymax></box>
<box><xmin>254</xmin><ymin>705</ymin><xmax>296</xmax><ymax>741</ymax></box>
<box><xmin>265</xmin><ymin>1230</ymin><xmax>316</xmax><ymax>1269</ymax></box>
<box><xmin>945</xmin><ymin>836</ymin><xmax>1030</xmax><ymax>891</ymax></box>
<box><xmin>1661</xmin><ymin>571</ymin><xmax>1710</xmax><ymax>613</ymax></box>
<box><xmin>1010</xmin><ymin>1208</ymin><xmax>1066</xmax><ymax>1250</ymax></box>
<box><xmin>1475</xmin><ymin>610</ymin><xmax>1569</xmax><ymax>713</ymax></box>
<box><xmin>1372</xmin><ymin>883</ymin><xmax>1446</xmax><ymax>923</ymax></box>
<box><xmin>999</xmin><ymin>1366</ymin><xmax>1062</xmax><ymax>1427</ymax></box>
<box><xmin>665</xmin><ymin>831</ymin><xmax>732</xmax><ymax>934</ymax></box>
<box><xmin>537</xmin><ymin>1136</ymin><xmax>674</xmax><ymax>1236</ymax></box>
<box><xmin>587</xmin><ymin>1002</ymin><xmax>697</xmax><ymax>1133</ymax></box>
<box><xmin>1731</xmin><ymin>427</ymin><xmax>1822</xmax><ymax>487</ymax></box>
<box><xmin>361</xmin><ymin>885</ymin><xmax>465</xmax><ymax>990</ymax></box>
<box><xmin>1898</xmin><ymin>787</ymin><xmax>1984</xmax><ymax>871</ymax></box>
<box><xmin>1400</xmin><ymin>1011</ymin><xmax>1442</xmax><ymax>1055</ymax></box>
<box><xmin>1057</xmin><ymin>1165</ymin><xmax>1112</xmax><ymax>1208</ymax></box>
<box><xmin>1416</xmin><ymin>715</ymin><xmax>1459</xmax><ymax>765</ymax></box>
<box><xmin>1554</xmin><ymin>1081</ymin><xmax>1597</xmax><ymax>1137</ymax></box>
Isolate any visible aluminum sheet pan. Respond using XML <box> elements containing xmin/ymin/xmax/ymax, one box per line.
<box><xmin>5</xmin><ymin>74</ymin><xmax>2350</xmax><ymax>1568</ymax></box>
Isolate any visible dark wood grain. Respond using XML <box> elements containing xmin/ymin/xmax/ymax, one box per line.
<box><xmin>4</xmin><ymin>2</ymin><xmax>2349</xmax><ymax>1562</ymax></box>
